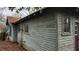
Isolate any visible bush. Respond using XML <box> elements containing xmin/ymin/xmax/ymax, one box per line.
<box><xmin>0</xmin><ymin>32</ymin><xmax>6</xmax><ymax>41</ymax></box>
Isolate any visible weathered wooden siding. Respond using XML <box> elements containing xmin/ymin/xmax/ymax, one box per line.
<box><xmin>16</xmin><ymin>23</ymin><xmax>22</xmax><ymax>45</ymax></box>
<box><xmin>57</xmin><ymin>13</ymin><xmax>75</xmax><ymax>51</ymax></box>
<box><xmin>8</xmin><ymin>24</ymin><xmax>14</xmax><ymax>42</ymax></box>
<box><xmin>16</xmin><ymin>8</ymin><xmax>76</xmax><ymax>51</ymax></box>
<box><xmin>17</xmin><ymin>13</ymin><xmax>58</xmax><ymax>51</ymax></box>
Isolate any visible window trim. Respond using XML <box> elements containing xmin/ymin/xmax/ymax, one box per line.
<box><xmin>23</xmin><ymin>23</ymin><xmax>30</xmax><ymax>35</ymax></box>
<box><xmin>61</xmin><ymin>16</ymin><xmax>71</xmax><ymax>36</ymax></box>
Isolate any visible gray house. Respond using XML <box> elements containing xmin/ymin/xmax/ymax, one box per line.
<box><xmin>7</xmin><ymin>7</ymin><xmax>79</xmax><ymax>51</ymax></box>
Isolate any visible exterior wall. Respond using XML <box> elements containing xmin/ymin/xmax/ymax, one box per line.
<box><xmin>8</xmin><ymin>24</ymin><xmax>17</xmax><ymax>42</ymax></box>
<box><xmin>17</xmin><ymin>13</ymin><xmax>58</xmax><ymax>51</ymax></box>
<box><xmin>8</xmin><ymin>24</ymin><xmax>14</xmax><ymax>42</ymax></box>
<box><xmin>13</xmin><ymin>25</ymin><xmax>17</xmax><ymax>42</ymax></box>
<box><xmin>16</xmin><ymin>8</ymin><xmax>76</xmax><ymax>51</ymax></box>
<box><xmin>17</xmin><ymin>24</ymin><xmax>23</xmax><ymax>44</ymax></box>
<box><xmin>57</xmin><ymin>13</ymin><xmax>75</xmax><ymax>51</ymax></box>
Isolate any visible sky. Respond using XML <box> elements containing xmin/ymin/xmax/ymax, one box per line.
<box><xmin>0</xmin><ymin>7</ymin><xmax>29</xmax><ymax>23</ymax></box>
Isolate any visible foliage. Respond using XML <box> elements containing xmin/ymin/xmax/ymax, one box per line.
<box><xmin>8</xmin><ymin>7</ymin><xmax>16</xmax><ymax>11</ymax></box>
<box><xmin>8</xmin><ymin>7</ymin><xmax>42</xmax><ymax>13</ymax></box>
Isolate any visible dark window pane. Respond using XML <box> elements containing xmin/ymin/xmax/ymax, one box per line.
<box><xmin>64</xmin><ymin>17</ymin><xmax>70</xmax><ymax>32</ymax></box>
<box><xmin>25</xmin><ymin>24</ymin><xmax>28</xmax><ymax>32</ymax></box>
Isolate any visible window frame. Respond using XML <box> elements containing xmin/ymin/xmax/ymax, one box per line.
<box><xmin>61</xmin><ymin>16</ymin><xmax>71</xmax><ymax>36</ymax></box>
<box><xmin>24</xmin><ymin>24</ymin><xmax>28</xmax><ymax>33</ymax></box>
<box><xmin>23</xmin><ymin>23</ymin><xmax>29</xmax><ymax>35</ymax></box>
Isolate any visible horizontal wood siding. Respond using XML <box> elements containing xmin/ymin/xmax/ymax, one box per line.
<box><xmin>57</xmin><ymin>13</ymin><xmax>75</xmax><ymax>51</ymax></box>
<box><xmin>21</xmin><ymin>13</ymin><xmax>58</xmax><ymax>51</ymax></box>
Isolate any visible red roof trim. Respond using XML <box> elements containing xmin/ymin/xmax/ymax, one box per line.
<box><xmin>7</xmin><ymin>16</ymin><xmax>21</xmax><ymax>24</ymax></box>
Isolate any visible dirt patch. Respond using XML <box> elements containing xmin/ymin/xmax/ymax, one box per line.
<box><xmin>0</xmin><ymin>39</ymin><xmax>26</xmax><ymax>51</ymax></box>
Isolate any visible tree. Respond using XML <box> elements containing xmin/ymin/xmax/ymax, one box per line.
<box><xmin>8</xmin><ymin>7</ymin><xmax>42</xmax><ymax>14</ymax></box>
<box><xmin>8</xmin><ymin>7</ymin><xmax>16</xmax><ymax>11</ymax></box>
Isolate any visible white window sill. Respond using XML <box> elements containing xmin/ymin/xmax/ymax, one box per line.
<box><xmin>61</xmin><ymin>32</ymin><xmax>71</xmax><ymax>36</ymax></box>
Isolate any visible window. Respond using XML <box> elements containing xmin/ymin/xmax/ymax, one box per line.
<box><xmin>75</xmin><ymin>23</ymin><xmax>78</xmax><ymax>35</ymax></box>
<box><xmin>23</xmin><ymin>23</ymin><xmax>28</xmax><ymax>33</ymax></box>
<box><xmin>25</xmin><ymin>24</ymin><xmax>28</xmax><ymax>32</ymax></box>
<box><xmin>62</xmin><ymin>16</ymin><xmax>71</xmax><ymax>35</ymax></box>
<box><xmin>64</xmin><ymin>17</ymin><xmax>70</xmax><ymax>32</ymax></box>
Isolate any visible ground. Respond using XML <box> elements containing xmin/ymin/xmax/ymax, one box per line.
<box><xmin>0</xmin><ymin>39</ymin><xmax>26</xmax><ymax>51</ymax></box>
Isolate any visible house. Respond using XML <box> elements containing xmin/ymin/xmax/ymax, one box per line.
<box><xmin>7</xmin><ymin>7</ymin><xmax>79</xmax><ymax>51</ymax></box>
<box><xmin>7</xmin><ymin>16</ymin><xmax>21</xmax><ymax>42</ymax></box>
